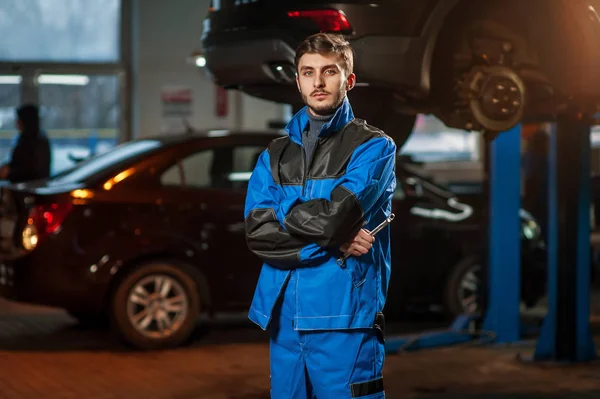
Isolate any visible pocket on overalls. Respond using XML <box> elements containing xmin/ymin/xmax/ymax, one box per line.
<box><xmin>343</xmin><ymin>257</ymin><xmax>367</xmax><ymax>288</ymax></box>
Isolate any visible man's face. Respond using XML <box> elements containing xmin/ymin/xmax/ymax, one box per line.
<box><xmin>296</xmin><ymin>52</ymin><xmax>355</xmax><ymax>116</ymax></box>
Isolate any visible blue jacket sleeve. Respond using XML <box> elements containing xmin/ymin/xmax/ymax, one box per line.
<box><xmin>283</xmin><ymin>136</ymin><xmax>396</xmax><ymax>249</ymax></box>
<box><xmin>244</xmin><ymin>149</ymin><xmax>333</xmax><ymax>269</ymax></box>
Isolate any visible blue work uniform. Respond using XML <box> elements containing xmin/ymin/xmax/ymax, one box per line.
<box><xmin>244</xmin><ymin>97</ymin><xmax>396</xmax><ymax>398</ymax></box>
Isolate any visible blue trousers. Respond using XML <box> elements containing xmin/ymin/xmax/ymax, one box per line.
<box><xmin>269</xmin><ymin>272</ymin><xmax>386</xmax><ymax>399</ymax></box>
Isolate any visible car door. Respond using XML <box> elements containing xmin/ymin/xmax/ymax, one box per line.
<box><xmin>157</xmin><ymin>140</ymin><xmax>267</xmax><ymax>310</ymax></box>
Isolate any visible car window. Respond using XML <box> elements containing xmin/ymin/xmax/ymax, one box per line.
<box><xmin>230</xmin><ymin>146</ymin><xmax>264</xmax><ymax>189</ymax></box>
<box><xmin>161</xmin><ymin>145</ymin><xmax>264</xmax><ymax>191</ymax></box>
<box><xmin>49</xmin><ymin>140</ymin><xmax>162</xmax><ymax>184</ymax></box>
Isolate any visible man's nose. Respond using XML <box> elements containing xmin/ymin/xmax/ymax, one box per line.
<box><xmin>313</xmin><ymin>74</ymin><xmax>325</xmax><ymax>88</ymax></box>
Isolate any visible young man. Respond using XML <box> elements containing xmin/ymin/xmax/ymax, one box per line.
<box><xmin>244</xmin><ymin>33</ymin><xmax>396</xmax><ymax>399</ymax></box>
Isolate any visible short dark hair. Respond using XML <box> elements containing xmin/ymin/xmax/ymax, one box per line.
<box><xmin>295</xmin><ymin>33</ymin><xmax>354</xmax><ymax>76</ymax></box>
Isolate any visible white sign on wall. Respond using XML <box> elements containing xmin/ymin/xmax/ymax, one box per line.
<box><xmin>160</xmin><ymin>85</ymin><xmax>193</xmax><ymax>134</ymax></box>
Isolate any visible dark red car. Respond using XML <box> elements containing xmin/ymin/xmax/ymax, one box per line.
<box><xmin>0</xmin><ymin>131</ymin><xmax>546</xmax><ymax>349</ymax></box>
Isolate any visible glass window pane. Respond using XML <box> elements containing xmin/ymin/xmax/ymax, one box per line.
<box><xmin>50</xmin><ymin>140</ymin><xmax>162</xmax><ymax>184</ymax></box>
<box><xmin>0</xmin><ymin>76</ymin><xmax>21</xmax><ymax>164</ymax></box>
<box><xmin>231</xmin><ymin>146</ymin><xmax>264</xmax><ymax>190</ymax></box>
<box><xmin>0</xmin><ymin>0</ymin><xmax>121</xmax><ymax>62</ymax></box>
<box><xmin>162</xmin><ymin>150</ymin><xmax>215</xmax><ymax>188</ymax></box>
<box><xmin>39</xmin><ymin>74</ymin><xmax>121</xmax><ymax>175</ymax></box>
<box><xmin>401</xmin><ymin>114</ymin><xmax>479</xmax><ymax>163</ymax></box>
<box><xmin>183</xmin><ymin>150</ymin><xmax>214</xmax><ymax>188</ymax></box>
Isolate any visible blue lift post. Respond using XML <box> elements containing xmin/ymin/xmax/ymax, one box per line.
<box><xmin>385</xmin><ymin>125</ymin><xmax>523</xmax><ymax>354</ymax></box>
<box><xmin>532</xmin><ymin>113</ymin><xmax>598</xmax><ymax>362</ymax></box>
<box><xmin>482</xmin><ymin>124</ymin><xmax>522</xmax><ymax>343</ymax></box>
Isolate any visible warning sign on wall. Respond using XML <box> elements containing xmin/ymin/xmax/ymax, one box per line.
<box><xmin>161</xmin><ymin>86</ymin><xmax>193</xmax><ymax>117</ymax></box>
<box><xmin>215</xmin><ymin>86</ymin><xmax>228</xmax><ymax>117</ymax></box>
<box><xmin>161</xmin><ymin>85</ymin><xmax>193</xmax><ymax>133</ymax></box>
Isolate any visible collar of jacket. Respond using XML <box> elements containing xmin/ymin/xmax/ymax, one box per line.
<box><xmin>284</xmin><ymin>96</ymin><xmax>355</xmax><ymax>145</ymax></box>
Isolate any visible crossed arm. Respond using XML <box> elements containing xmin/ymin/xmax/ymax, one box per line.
<box><xmin>244</xmin><ymin>136</ymin><xmax>396</xmax><ymax>270</ymax></box>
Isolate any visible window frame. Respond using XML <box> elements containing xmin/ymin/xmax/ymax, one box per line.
<box><xmin>158</xmin><ymin>141</ymin><xmax>266</xmax><ymax>193</ymax></box>
<box><xmin>0</xmin><ymin>0</ymin><xmax>133</xmax><ymax>142</ymax></box>
<box><xmin>150</xmin><ymin>138</ymin><xmax>273</xmax><ymax>195</ymax></box>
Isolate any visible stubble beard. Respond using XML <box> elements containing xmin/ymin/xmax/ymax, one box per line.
<box><xmin>302</xmin><ymin>87</ymin><xmax>346</xmax><ymax>116</ymax></box>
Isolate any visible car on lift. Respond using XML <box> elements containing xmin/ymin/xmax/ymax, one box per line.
<box><xmin>201</xmin><ymin>0</ymin><xmax>600</xmax><ymax>146</ymax></box>
<box><xmin>0</xmin><ymin>132</ymin><xmax>546</xmax><ymax>349</ymax></box>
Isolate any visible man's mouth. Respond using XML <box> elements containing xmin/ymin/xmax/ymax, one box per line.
<box><xmin>312</xmin><ymin>92</ymin><xmax>329</xmax><ymax>99</ymax></box>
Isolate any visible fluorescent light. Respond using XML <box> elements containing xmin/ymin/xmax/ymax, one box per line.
<box><xmin>0</xmin><ymin>76</ymin><xmax>22</xmax><ymax>84</ymax></box>
<box><xmin>207</xmin><ymin>130</ymin><xmax>229</xmax><ymax>137</ymax></box>
<box><xmin>228</xmin><ymin>172</ymin><xmax>252</xmax><ymax>181</ymax></box>
<box><xmin>38</xmin><ymin>74</ymin><xmax>90</xmax><ymax>85</ymax></box>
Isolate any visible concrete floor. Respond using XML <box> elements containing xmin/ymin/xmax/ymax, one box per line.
<box><xmin>0</xmin><ymin>299</ymin><xmax>598</xmax><ymax>398</ymax></box>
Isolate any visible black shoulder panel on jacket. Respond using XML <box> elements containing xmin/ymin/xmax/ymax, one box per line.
<box><xmin>310</xmin><ymin>118</ymin><xmax>388</xmax><ymax>179</ymax></box>
<box><xmin>268</xmin><ymin>136</ymin><xmax>304</xmax><ymax>185</ymax></box>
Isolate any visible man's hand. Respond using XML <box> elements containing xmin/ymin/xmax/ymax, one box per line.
<box><xmin>340</xmin><ymin>228</ymin><xmax>374</xmax><ymax>257</ymax></box>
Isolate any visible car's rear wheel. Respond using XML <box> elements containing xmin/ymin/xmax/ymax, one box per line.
<box><xmin>443</xmin><ymin>256</ymin><xmax>483</xmax><ymax>319</ymax></box>
<box><xmin>444</xmin><ymin>255</ymin><xmax>534</xmax><ymax>320</ymax></box>
<box><xmin>110</xmin><ymin>260</ymin><xmax>200</xmax><ymax>350</ymax></box>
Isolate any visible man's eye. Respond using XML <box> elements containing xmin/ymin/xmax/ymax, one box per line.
<box><xmin>325</xmin><ymin>70</ymin><xmax>336</xmax><ymax>75</ymax></box>
<box><xmin>304</xmin><ymin>71</ymin><xmax>312</xmax><ymax>76</ymax></box>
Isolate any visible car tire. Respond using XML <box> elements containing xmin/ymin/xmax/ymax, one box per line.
<box><xmin>109</xmin><ymin>260</ymin><xmax>201</xmax><ymax>350</ymax></box>
<box><xmin>443</xmin><ymin>256</ymin><xmax>483</xmax><ymax>319</ymax></box>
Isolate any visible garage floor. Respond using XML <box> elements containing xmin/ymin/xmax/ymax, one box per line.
<box><xmin>0</xmin><ymin>299</ymin><xmax>598</xmax><ymax>398</ymax></box>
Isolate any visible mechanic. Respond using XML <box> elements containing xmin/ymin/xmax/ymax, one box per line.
<box><xmin>244</xmin><ymin>33</ymin><xmax>396</xmax><ymax>399</ymax></box>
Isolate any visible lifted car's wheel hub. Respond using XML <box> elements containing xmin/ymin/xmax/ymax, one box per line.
<box><xmin>480</xmin><ymin>75</ymin><xmax>523</xmax><ymax>120</ymax></box>
<box><xmin>461</xmin><ymin>65</ymin><xmax>526</xmax><ymax>132</ymax></box>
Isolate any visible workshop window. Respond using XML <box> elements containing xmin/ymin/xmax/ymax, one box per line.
<box><xmin>400</xmin><ymin>114</ymin><xmax>479</xmax><ymax>163</ymax></box>
<box><xmin>0</xmin><ymin>0</ymin><xmax>121</xmax><ymax>62</ymax></box>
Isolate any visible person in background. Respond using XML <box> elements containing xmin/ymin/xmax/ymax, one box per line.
<box><xmin>0</xmin><ymin>104</ymin><xmax>51</xmax><ymax>183</ymax></box>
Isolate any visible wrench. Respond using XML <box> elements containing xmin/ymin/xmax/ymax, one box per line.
<box><xmin>336</xmin><ymin>213</ymin><xmax>395</xmax><ymax>266</ymax></box>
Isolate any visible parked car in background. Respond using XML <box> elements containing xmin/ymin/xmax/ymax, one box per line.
<box><xmin>0</xmin><ymin>131</ymin><xmax>546</xmax><ymax>349</ymax></box>
<box><xmin>201</xmin><ymin>0</ymin><xmax>600</xmax><ymax>146</ymax></box>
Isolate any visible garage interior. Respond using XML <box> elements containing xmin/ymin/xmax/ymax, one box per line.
<box><xmin>0</xmin><ymin>0</ymin><xmax>600</xmax><ymax>398</ymax></box>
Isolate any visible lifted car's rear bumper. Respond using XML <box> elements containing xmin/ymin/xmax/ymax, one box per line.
<box><xmin>204</xmin><ymin>38</ymin><xmax>297</xmax><ymax>88</ymax></box>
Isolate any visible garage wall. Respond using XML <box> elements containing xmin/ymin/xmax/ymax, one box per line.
<box><xmin>131</xmin><ymin>0</ymin><xmax>287</xmax><ymax>138</ymax></box>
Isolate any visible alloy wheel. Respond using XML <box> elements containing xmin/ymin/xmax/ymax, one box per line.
<box><xmin>126</xmin><ymin>274</ymin><xmax>189</xmax><ymax>339</ymax></box>
<box><xmin>457</xmin><ymin>264</ymin><xmax>481</xmax><ymax>315</ymax></box>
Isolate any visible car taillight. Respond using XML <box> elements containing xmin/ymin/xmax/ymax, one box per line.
<box><xmin>22</xmin><ymin>203</ymin><xmax>73</xmax><ymax>251</ymax></box>
<box><xmin>287</xmin><ymin>10</ymin><xmax>352</xmax><ymax>33</ymax></box>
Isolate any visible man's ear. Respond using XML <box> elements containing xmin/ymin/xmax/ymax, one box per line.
<box><xmin>296</xmin><ymin>74</ymin><xmax>301</xmax><ymax>92</ymax></box>
<box><xmin>346</xmin><ymin>73</ymin><xmax>356</xmax><ymax>91</ymax></box>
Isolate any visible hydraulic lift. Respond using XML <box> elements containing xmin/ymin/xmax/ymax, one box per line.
<box><xmin>385</xmin><ymin>111</ymin><xmax>598</xmax><ymax>362</ymax></box>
